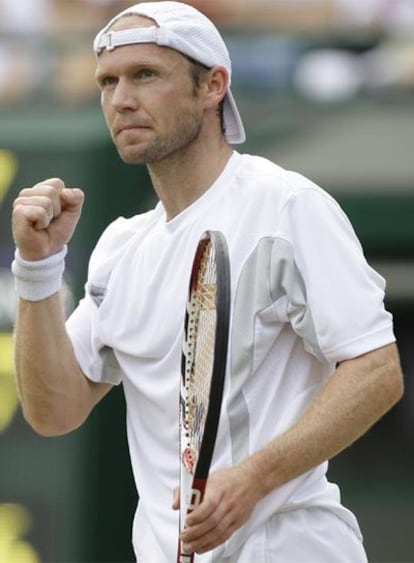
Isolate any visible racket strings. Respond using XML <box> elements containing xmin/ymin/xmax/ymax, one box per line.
<box><xmin>183</xmin><ymin>241</ymin><xmax>218</xmax><ymax>468</ymax></box>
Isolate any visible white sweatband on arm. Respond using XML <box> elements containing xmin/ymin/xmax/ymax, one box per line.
<box><xmin>11</xmin><ymin>246</ymin><xmax>68</xmax><ymax>301</ymax></box>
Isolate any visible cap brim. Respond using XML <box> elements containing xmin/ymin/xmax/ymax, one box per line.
<box><xmin>224</xmin><ymin>88</ymin><xmax>246</xmax><ymax>144</ymax></box>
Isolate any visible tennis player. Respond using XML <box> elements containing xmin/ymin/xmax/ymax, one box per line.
<box><xmin>11</xmin><ymin>2</ymin><xmax>403</xmax><ymax>562</ymax></box>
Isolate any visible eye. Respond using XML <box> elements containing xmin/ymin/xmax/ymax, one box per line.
<box><xmin>137</xmin><ymin>68</ymin><xmax>156</xmax><ymax>80</ymax></box>
<box><xmin>98</xmin><ymin>75</ymin><xmax>118</xmax><ymax>89</ymax></box>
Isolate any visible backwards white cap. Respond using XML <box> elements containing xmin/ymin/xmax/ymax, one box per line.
<box><xmin>93</xmin><ymin>1</ymin><xmax>246</xmax><ymax>144</ymax></box>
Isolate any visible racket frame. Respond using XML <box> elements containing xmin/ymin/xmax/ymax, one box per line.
<box><xmin>177</xmin><ymin>230</ymin><xmax>230</xmax><ymax>563</ymax></box>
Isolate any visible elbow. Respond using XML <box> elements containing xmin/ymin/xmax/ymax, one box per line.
<box><xmin>22</xmin><ymin>407</ymin><xmax>83</xmax><ymax>438</ymax></box>
<box><xmin>31</xmin><ymin>424</ymin><xmax>77</xmax><ymax>438</ymax></box>
<box><xmin>390</xmin><ymin>367</ymin><xmax>404</xmax><ymax>406</ymax></box>
<box><xmin>383</xmin><ymin>348</ymin><xmax>405</xmax><ymax>410</ymax></box>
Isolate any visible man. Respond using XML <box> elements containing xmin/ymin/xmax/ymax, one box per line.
<box><xmin>11</xmin><ymin>2</ymin><xmax>403</xmax><ymax>562</ymax></box>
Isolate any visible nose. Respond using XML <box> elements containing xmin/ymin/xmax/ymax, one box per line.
<box><xmin>111</xmin><ymin>78</ymin><xmax>139</xmax><ymax>111</ymax></box>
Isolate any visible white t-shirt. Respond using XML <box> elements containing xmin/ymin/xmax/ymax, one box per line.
<box><xmin>66</xmin><ymin>151</ymin><xmax>395</xmax><ymax>562</ymax></box>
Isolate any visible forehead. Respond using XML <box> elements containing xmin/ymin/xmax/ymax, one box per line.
<box><xmin>96</xmin><ymin>14</ymin><xmax>187</xmax><ymax>71</ymax></box>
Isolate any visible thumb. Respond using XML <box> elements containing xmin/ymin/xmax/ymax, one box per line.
<box><xmin>172</xmin><ymin>486</ymin><xmax>180</xmax><ymax>511</ymax></box>
<box><xmin>61</xmin><ymin>187</ymin><xmax>84</xmax><ymax>211</ymax></box>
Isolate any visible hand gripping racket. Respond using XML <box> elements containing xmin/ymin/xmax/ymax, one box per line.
<box><xmin>177</xmin><ymin>231</ymin><xmax>231</xmax><ymax>563</ymax></box>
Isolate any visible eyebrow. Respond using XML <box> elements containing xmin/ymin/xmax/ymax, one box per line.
<box><xmin>95</xmin><ymin>59</ymin><xmax>161</xmax><ymax>78</ymax></box>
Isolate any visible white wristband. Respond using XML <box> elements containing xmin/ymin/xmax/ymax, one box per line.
<box><xmin>11</xmin><ymin>246</ymin><xmax>68</xmax><ymax>301</ymax></box>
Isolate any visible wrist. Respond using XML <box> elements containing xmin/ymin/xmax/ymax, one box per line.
<box><xmin>11</xmin><ymin>246</ymin><xmax>68</xmax><ymax>301</ymax></box>
<box><xmin>238</xmin><ymin>453</ymin><xmax>269</xmax><ymax>502</ymax></box>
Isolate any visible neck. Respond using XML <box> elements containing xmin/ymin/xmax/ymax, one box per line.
<box><xmin>147</xmin><ymin>134</ymin><xmax>233</xmax><ymax>221</ymax></box>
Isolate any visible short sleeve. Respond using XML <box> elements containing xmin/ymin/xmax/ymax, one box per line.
<box><xmin>65</xmin><ymin>217</ymin><xmax>135</xmax><ymax>385</ymax></box>
<box><xmin>66</xmin><ymin>293</ymin><xmax>122</xmax><ymax>386</ymax></box>
<box><xmin>278</xmin><ymin>188</ymin><xmax>395</xmax><ymax>363</ymax></box>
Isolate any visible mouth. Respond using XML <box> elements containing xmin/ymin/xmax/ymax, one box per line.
<box><xmin>117</xmin><ymin>124</ymin><xmax>151</xmax><ymax>136</ymax></box>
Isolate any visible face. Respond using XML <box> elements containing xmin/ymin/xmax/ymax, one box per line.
<box><xmin>95</xmin><ymin>16</ymin><xmax>207</xmax><ymax>164</ymax></box>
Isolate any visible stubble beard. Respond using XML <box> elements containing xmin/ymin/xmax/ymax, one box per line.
<box><xmin>117</xmin><ymin>108</ymin><xmax>204</xmax><ymax>165</ymax></box>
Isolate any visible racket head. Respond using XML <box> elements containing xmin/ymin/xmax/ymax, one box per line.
<box><xmin>178</xmin><ymin>230</ymin><xmax>230</xmax><ymax>561</ymax></box>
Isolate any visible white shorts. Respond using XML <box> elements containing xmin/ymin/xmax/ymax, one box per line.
<box><xmin>216</xmin><ymin>508</ymin><xmax>368</xmax><ymax>563</ymax></box>
<box><xmin>135</xmin><ymin>507</ymin><xmax>367</xmax><ymax>562</ymax></box>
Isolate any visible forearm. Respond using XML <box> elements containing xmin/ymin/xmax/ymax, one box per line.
<box><xmin>11</xmin><ymin>179</ymin><xmax>108</xmax><ymax>435</ymax></box>
<box><xmin>241</xmin><ymin>343</ymin><xmax>403</xmax><ymax>498</ymax></box>
<box><xmin>14</xmin><ymin>291</ymin><xmax>95</xmax><ymax>436</ymax></box>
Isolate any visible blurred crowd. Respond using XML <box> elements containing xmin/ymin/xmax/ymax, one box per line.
<box><xmin>0</xmin><ymin>0</ymin><xmax>413</xmax><ymax>106</ymax></box>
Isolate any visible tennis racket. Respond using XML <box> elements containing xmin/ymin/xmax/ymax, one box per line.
<box><xmin>177</xmin><ymin>230</ymin><xmax>231</xmax><ymax>563</ymax></box>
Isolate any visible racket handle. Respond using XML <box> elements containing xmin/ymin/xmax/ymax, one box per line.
<box><xmin>178</xmin><ymin>552</ymin><xmax>194</xmax><ymax>563</ymax></box>
<box><xmin>177</xmin><ymin>478</ymin><xmax>208</xmax><ymax>562</ymax></box>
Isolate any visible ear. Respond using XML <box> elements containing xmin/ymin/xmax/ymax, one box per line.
<box><xmin>203</xmin><ymin>66</ymin><xmax>228</xmax><ymax>110</ymax></box>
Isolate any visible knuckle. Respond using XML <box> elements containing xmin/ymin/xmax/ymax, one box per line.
<box><xmin>45</xmin><ymin>177</ymin><xmax>64</xmax><ymax>185</ymax></box>
<box><xmin>206</xmin><ymin>493</ymin><xmax>220</xmax><ymax>510</ymax></box>
<box><xmin>12</xmin><ymin>202</ymin><xmax>26</xmax><ymax>218</ymax></box>
<box><xmin>12</xmin><ymin>200</ymin><xmax>21</xmax><ymax>212</ymax></box>
<box><xmin>17</xmin><ymin>185</ymin><xmax>52</xmax><ymax>199</ymax></box>
<box><xmin>38</xmin><ymin>184</ymin><xmax>57</xmax><ymax>198</ymax></box>
<box><xmin>210</xmin><ymin>512</ymin><xmax>222</xmax><ymax>527</ymax></box>
<box><xmin>42</xmin><ymin>177</ymin><xmax>65</xmax><ymax>191</ymax></box>
<box><xmin>16</xmin><ymin>188</ymin><xmax>32</xmax><ymax>198</ymax></box>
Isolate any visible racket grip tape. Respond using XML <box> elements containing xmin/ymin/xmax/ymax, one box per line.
<box><xmin>177</xmin><ymin>477</ymin><xmax>208</xmax><ymax>562</ymax></box>
<box><xmin>178</xmin><ymin>554</ymin><xmax>193</xmax><ymax>563</ymax></box>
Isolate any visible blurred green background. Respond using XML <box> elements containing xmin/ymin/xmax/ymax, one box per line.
<box><xmin>1</xmin><ymin>1</ymin><xmax>413</xmax><ymax>562</ymax></box>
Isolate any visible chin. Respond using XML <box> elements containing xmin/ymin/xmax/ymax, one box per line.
<box><xmin>120</xmin><ymin>154</ymin><xmax>146</xmax><ymax>165</ymax></box>
<box><xmin>117</xmin><ymin>137</ymin><xmax>188</xmax><ymax>165</ymax></box>
<box><xmin>118</xmin><ymin>147</ymin><xmax>148</xmax><ymax>165</ymax></box>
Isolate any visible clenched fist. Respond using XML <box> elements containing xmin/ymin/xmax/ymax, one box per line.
<box><xmin>12</xmin><ymin>178</ymin><xmax>84</xmax><ymax>261</ymax></box>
